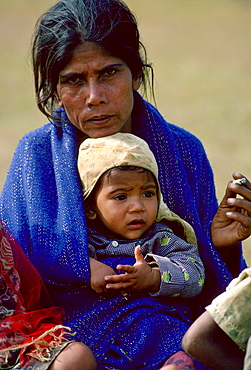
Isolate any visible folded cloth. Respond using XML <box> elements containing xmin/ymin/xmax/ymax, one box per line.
<box><xmin>0</xmin><ymin>221</ymin><xmax>70</xmax><ymax>368</ymax></box>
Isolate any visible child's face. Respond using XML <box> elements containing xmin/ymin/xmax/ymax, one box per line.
<box><xmin>89</xmin><ymin>169</ymin><xmax>158</xmax><ymax>239</ymax></box>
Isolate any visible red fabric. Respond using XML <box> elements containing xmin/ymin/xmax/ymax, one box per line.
<box><xmin>0</xmin><ymin>221</ymin><xmax>68</xmax><ymax>367</ymax></box>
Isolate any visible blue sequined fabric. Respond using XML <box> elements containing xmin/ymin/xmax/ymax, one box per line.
<box><xmin>0</xmin><ymin>92</ymin><xmax>245</xmax><ymax>369</ymax></box>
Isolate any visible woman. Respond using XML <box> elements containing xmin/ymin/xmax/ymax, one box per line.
<box><xmin>1</xmin><ymin>0</ymin><xmax>251</xmax><ymax>368</ymax></box>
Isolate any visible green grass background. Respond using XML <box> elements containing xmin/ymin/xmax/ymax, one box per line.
<box><xmin>1</xmin><ymin>0</ymin><xmax>251</xmax><ymax>264</ymax></box>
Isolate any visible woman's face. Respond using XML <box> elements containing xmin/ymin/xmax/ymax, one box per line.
<box><xmin>57</xmin><ymin>42</ymin><xmax>140</xmax><ymax>138</ymax></box>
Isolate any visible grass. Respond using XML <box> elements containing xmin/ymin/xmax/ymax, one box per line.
<box><xmin>1</xmin><ymin>0</ymin><xmax>251</xmax><ymax>263</ymax></box>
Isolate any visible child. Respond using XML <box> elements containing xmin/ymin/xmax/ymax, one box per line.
<box><xmin>182</xmin><ymin>266</ymin><xmax>251</xmax><ymax>370</ymax></box>
<box><xmin>78</xmin><ymin>132</ymin><xmax>205</xmax><ymax>369</ymax></box>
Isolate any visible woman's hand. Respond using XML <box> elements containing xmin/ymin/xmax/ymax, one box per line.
<box><xmin>211</xmin><ymin>172</ymin><xmax>251</xmax><ymax>249</ymax></box>
<box><xmin>104</xmin><ymin>246</ymin><xmax>161</xmax><ymax>294</ymax></box>
<box><xmin>89</xmin><ymin>257</ymin><xmax>116</xmax><ymax>294</ymax></box>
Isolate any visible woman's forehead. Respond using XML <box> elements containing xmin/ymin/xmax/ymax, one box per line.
<box><xmin>59</xmin><ymin>41</ymin><xmax>126</xmax><ymax>75</ymax></box>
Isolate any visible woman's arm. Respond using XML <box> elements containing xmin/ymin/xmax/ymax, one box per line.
<box><xmin>89</xmin><ymin>257</ymin><xmax>117</xmax><ymax>294</ymax></box>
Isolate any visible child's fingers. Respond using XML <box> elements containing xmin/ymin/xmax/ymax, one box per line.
<box><xmin>106</xmin><ymin>278</ymin><xmax>134</xmax><ymax>290</ymax></box>
<box><xmin>104</xmin><ymin>269</ymin><xmax>133</xmax><ymax>283</ymax></box>
<box><xmin>116</xmin><ymin>264</ymin><xmax>134</xmax><ymax>273</ymax></box>
<box><xmin>134</xmin><ymin>245</ymin><xmax>144</xmax><ymax>263</ymax></box>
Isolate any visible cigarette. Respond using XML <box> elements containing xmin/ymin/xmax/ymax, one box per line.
<box><xmin>232</xmin><ymin>178</ymin><xmax>246</xmax><ymax>185</ymax></box>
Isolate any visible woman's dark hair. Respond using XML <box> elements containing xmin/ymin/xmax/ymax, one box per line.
<box><xmin>32</xmin><ymin>0</ymin><xmax>154</xmax><ymax>120</ymax></box>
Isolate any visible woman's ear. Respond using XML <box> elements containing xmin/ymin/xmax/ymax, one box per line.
<box><xmin>54</xmin><ymin>91</ymin><xmax>63</xmax><ymax>107</ymax></box>
<box><xmin>86</xmin><ymin>209</ymin><xmax>97</xmax><ymax>220</ymax></box>
<box><xmin>132</xmin><ymin>75</ymin><xmax>141</xmax><ymax>91</ymax></box>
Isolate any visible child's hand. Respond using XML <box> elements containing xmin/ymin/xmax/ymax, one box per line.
<box><xmin>104</xmin><ymin>245</ymin><xmax>161</xmax><ymax>293</ymax></box>
<box><xmin>211</xmin><ymin>172</ymin><xmax>251</xmax><ymax>248</ymax></box>
<box><xmin>89</xmin><ymin>257</ymin><xmax>116</xmax><ymax>294</ymax></box>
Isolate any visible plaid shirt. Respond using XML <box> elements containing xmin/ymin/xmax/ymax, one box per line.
<box><xmin>88</xmin><ymin>221</ymin><xmax>204</xmax><ymax>298</ymax></box>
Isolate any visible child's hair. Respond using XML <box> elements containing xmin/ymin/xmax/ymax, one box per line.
<box><xmin>84</xmin><ymin>165</ymin><xmax>159</xmax><ymax>217</ymax></box>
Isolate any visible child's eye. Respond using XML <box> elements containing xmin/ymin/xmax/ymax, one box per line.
<box><xmin>142</xmin><ymin>191</ymin><xmax>155</xmax><ymax>198</ymax></box>
<box><xmin>114</xmin><ymin>194</ymin><xmax>127</xmax><ymax>201</ymax></box>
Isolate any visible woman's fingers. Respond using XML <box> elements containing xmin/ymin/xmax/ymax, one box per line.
<box><xmin>227</xmin><ymin>197</ymin><xmax>251</xmax><ymax>212</ymax></box>
<box><xmin>231</xmin><ymin>173</ymin><xmax>251</xmax><ymax>192</ymax></box>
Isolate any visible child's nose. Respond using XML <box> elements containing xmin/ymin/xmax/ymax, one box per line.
<box><xmin>129</xmin><ymin>198</ymin><xmax>145</xmax><ymax>212</ymax></box>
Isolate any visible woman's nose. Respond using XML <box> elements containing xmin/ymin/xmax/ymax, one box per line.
<box><xmin>86</xmin><ymin>80</ymin><xmax>108</xmax><ymax>107</ymax></box>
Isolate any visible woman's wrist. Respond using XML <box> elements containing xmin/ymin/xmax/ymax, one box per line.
<box><xmin>216</xmin><ymin>245</ymin><xmax>241</xmax><ymax>277</ymax></box>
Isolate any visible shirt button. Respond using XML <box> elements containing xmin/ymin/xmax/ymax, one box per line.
<box><xmin>112</xmin><ymin>241</ymin><xmax>119</xmax><ymax>247</ymax></box>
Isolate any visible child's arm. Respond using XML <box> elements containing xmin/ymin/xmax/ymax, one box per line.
<box><xmin>104</xmin><ymin>246</ymin><xmax>161</xmax><ymax>293</ymax></box>
<box><xmin>144</xmin><ymin>239</ymin><xmax>204</xmax><ymax>297</ymax></box>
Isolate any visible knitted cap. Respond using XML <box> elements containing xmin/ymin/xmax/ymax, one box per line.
<box><xmin>78</xmin><ymin>133</ymin><xmax>158</xmax><ymax>199</ymax></box>
<box><xmin>78</xmin><ymin>133</ymin><xmax>197</xmax><ymax>246</ymax></box>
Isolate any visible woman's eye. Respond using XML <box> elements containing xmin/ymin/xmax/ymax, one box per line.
<box><xmin>114</xmin><ymin>194</ymin><xmax>127</xmax><ymax>201</ymax></box>
<box><xmin>142</xmin><ymin>191</ymin><xmax>155</xmax><ymax>198</ymax></box>
<box><xmin>102</xmin><ymin>68</ymin><xmax>117</xmax><ymax>78</ymax></box>
<box><xmin>69</xmin><ymin>77</ymin><xmax>83</xmax><ymax>84</ymax></box>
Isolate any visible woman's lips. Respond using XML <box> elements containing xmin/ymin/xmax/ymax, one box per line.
<box><xmin>87</xmin><ymin>115</ymin><xmax>114</xmax><ymax>125</ymax></box>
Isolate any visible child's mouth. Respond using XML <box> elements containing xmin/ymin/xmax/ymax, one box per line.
<box><xmin>128</xmin><ymin>219</ymin><xmax>145</xmax><ymax>229</ymax></box>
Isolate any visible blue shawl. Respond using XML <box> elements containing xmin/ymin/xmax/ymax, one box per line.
<box><xmin>0</xmin><ymin>93</ymin><xmax>245</xmax><ymax>369</ymax></box>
